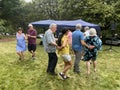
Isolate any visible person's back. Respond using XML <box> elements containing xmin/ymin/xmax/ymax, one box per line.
<box><xmin>68</xmin><ymin>30</ymin><xmax>72</xmax><ymax>45</ymax></box>
<box><xmin>72</xmin><ymin>30</ymin><xmax>84</xmax><ymax>51</ymax></box>
<box><xmin>72</xmin><ymin>24</ymin><xmax>86</xmax><ymax>73</ymax></box>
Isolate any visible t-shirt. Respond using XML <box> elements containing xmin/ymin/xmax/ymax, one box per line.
<box><xmin>84</xmin><ymin>30</ymin><xmax>90</xmax><ymax>38</ymax></box>
<box><xmin>59</xmin><ymin>35</ymin><xmax>69</xmax><ymax>55</ymax></box>
<box><xmin>68</xmin><ymin>31</ymin><xmax>72</xmax><ymax>45</ymax></box>
<box><xmin>44</xmin><ymin>29</ymin><xmax>56</xmax><ymax>53</ymax></box>
<box><xmin>72</xmin><ymin>30</ymin><xmax>84</xmax><ymax>51</ymax></box>
<box><xmin>27</xmin><ymin>29</ymin><xmax>37</xmax><ymax>44</ymax></box>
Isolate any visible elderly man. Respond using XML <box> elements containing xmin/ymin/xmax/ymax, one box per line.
<box><xmin>27</xmin><ymin>24</ymin><xmax>37</xmax><ymax>60</ymax></box>
<box><xmin>44</xmin><ymin>23</ymin><xmax>58</xmax><ymax>75</ymax></box>
<box><xmin>72</xmin><ymin>24</ymin><xmax>94</xmax><ymax>73</ymax></box>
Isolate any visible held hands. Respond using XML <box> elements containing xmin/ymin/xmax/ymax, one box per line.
<box><xmin>26</xmin><ymin>34</ymin><xmax>30</xmax><ymax>37</ymax></box>
<box><xmin>88</xmin><ymin>45</ymin><xmax>95</xmax><ymax>49</ymax></box>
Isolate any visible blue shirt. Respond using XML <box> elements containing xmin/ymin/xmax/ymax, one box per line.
<box><xmin>72</xmin><ymin>30</ymin><xmax>84</xmax><ymax>51</ymax></box>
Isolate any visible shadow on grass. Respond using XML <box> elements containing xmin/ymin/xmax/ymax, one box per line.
<box><xmin>11</xmin><ymin>59</ymin><xmax>41</xmax><ymax>71</ymax></box>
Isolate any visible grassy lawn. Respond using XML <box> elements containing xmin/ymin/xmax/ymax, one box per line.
<box><xmin>0</xmin><ymin>39</ymin><xmax>120</xmax><ymax>90</ymax></box>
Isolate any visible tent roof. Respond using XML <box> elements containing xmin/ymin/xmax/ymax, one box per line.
<box><xmin>30</xmin><ymin>19</ymin><xmax>100</xmax><ymax>30</ymax></box>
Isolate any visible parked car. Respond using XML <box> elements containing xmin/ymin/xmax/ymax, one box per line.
<box><xmin>37</xmin><ymin>33</ymin><xmax>44</xmax><ymax>38</ymax></box>
<box><xmin>105</xmin><ymin>37</ymin><xmax>120</xmax><ymax>46</ymax></box>
<box><xmin>37</xmin><ymin>34</ymin><xmax>44</xmax><ymax>45</ymax></box>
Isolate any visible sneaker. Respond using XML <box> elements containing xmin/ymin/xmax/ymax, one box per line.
<box><xmin>66</xmin><ymin>76</ymin><xmax>70</xmax><ymax>79</ymax></box>
<box><xmin>58</xmin><ymin>73</ymin><xmax>66</xmax><ymax>80</ymax></box>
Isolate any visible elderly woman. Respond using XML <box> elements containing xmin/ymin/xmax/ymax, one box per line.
<box><xmin>16</xmin><ymin>28</ymin><xmax>27</xmax><ymax>60</ymax></box>
<box><xmin>84</xmin><ymin>28</ymin><xmax>102</xmax><ymax>75</ymax></box>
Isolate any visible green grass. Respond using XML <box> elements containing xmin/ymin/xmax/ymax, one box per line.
<box><xmin>0</xmin><ymin>40</ymin><xmax>120</xmax><ymax>90</ymax></box>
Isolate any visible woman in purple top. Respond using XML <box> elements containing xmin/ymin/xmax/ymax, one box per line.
<box><xmin>16</xmin><ymin>28</ymin><xmax>27</xmax><ymax>60</ymax></box>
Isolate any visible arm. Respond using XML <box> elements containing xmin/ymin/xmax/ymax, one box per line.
<box><xmin>81</xmin><ymin>40</ymin><xmax>89</xmax><ymax>48</ymax></box>
<box><xmin>59</xmin><ymin>37</ymin><xmax>67</xmax><ymax>49</ymax></box>
<box><xmin>27</xmin><ymin>35</ymin><xmax>36</xmax><ymax>38</ymax></box>
<box><xmin>46</xmin><ymin>33</ymin><xmax>57</xmax><ymax>46</ymax></box>
<box><xmin>81</xmin><ymin>40</ymin><xmax>95</xmax><ymax>49</ymax></box>
<box><xmin>27</xmin><ymin>30</ymin><xmax>37</xmax><ymax>38</ymax></box>
<box><xmin>23</xmin><ymin>33</ymin><xmax>27</xmax><ymax>40</ymax></box>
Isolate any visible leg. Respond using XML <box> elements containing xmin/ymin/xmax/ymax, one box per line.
<box><xmin>31</xmin><ymin>44</ymin><xmax>36</xmax><ymax>59</ymax></box>
<box><xmin>86</xmin><ymin>60</ymin><xmax>91</xmax><ymax>74</ymax></box>
<box><xmin>62</xmin><ymin>61</ymin><xmax>72</xmax><ymax>75</ymax></box>
<box><xmin>21</xmin><ymin>51</ymin><xmax>25</xmax><ymax>60</ymax></box>
<box><xmin>17</xmin><ymin>51</ymin><xmax>22</xmax><ymax>60</ymax></box>
<box><xmin>47</xmin><ymin>53</ymin><xmax>52</xmax><ymax>72</ymax></box>
<box><xmin>74</xmin><ymin>51</ymin><xmax>82</xmax><ymax>72</ymax></box>
<box><xmin>93</xmin><ymin>60</ymin><xmax>97</xmax><ymax>72</ymax></box>
<box><xmin>51</xmin><ymin>53</ymin><xmax>58</xmax><ymax>73</ymax></box>
<box><xmin>28</xmin><ymin>44</ymin><xmax>36</xmax><ymax>60</ymax></box>
<box><xmin>64</xmin><ymin>61</ymin><xmax>67</xmax><ymax>69</ymax></box>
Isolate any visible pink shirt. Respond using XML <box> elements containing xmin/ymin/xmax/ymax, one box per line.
<box><xmin>68</xmin><ymin>31</ymin><xmax>72</xmax><ymax>45</ymax></box>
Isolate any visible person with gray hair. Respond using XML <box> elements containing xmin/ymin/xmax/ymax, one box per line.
<box><xmin>72</xmin><ymin>24</ymin><xmax>94</xmax><ymax>73</ymax></box>
<box><xmin>84</xmin><ymin>28</ymin><xmax>102</xmax><ymax>75</ymax></box>
<box><xmin>44</xmin><ymin>23</ymin><xmax>58</xmax><ymax>75</ymax></box>
<box><xmin>84</xmin><ymin>26</ymin><xmax>90</xmax><ymax>38</ymax></box>
<box><xmin>27</xmin><ymin>24</ymin><xmax>37</xmax><ymax>60</ymax></box>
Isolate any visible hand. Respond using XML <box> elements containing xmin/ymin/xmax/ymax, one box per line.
<box><xmin>57</xmin><ymin>46</ymin><xmax>61</xmax><ymax>50</ymax></box>
<box><xmin>89</xmin><ymin>45</ymin><xmax>95</xmax><ymax>49</ymax></box>
<box><xmin>27</xmin><ymin>34</ymin><xmax>31</xmax><ymax>37</ymax></box>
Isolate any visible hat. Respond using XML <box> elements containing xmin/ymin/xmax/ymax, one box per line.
<box><xmin>89</xmin><ymin>28</ymin><xmax>96</xmax><ymax>36</ymax></box>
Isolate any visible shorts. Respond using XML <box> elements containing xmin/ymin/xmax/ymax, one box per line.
<box><xmin>62</xmin><ymin>54</ymin><xmax>71</xmax><ymax>62</ymax></box>
<box><xmin>28</xmin><ymin>44</ymin><xmax>36</xmax><ymax>52</ymax></box>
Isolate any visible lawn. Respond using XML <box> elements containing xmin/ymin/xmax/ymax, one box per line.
<box><xmin>0</xmin><ymin>39</ymin><xmax>120</xmax><ymax>90</ymax></box>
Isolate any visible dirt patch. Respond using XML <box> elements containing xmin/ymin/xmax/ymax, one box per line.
<box><xmin>0</xmin><ymin>38</ymin><xmax>15</xmax><ymax>42</ymax></box>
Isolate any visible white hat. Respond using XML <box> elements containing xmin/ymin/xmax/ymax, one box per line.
<box><xmin>89</xmin><ymin>28</ymin><xmax>97</xmax><ymax>36</ymax></box>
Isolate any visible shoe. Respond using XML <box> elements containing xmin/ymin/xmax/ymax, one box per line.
<box><xmin>51</xmin><ymin>72</ymin><xmax>57</xmax><ymax>76</ymax></box>
<box><xmin>48</xmin><ymin>72</ymin><xmax>57</xmax><ymax>76</ymax></box>
<box><xmin>65</xmin><ymin>76</ymin><xmax>70</xmax><ymax>79</ymax></box>
<box><xmin>58</xmin><ymin>73</ymin><xmax>66</xmax><ymax>80</ymax></box>
<box><xmin>19</xmin><ymin>57</ymin><xmax>21</xmax><ymax>60</ymax></box>
<box><xmin>73</xmin><ymin>70</ymin><xmax>80</xmax><ymax>74</ymax></box>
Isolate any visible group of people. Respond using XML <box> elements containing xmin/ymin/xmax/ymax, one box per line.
<box><xmin>16</xmin><ymin>24</ymin><xmax>37</xmax><ymax>60</ymax></box>
<box><xmin>16</xmin><ymin>23</ymin><xmax>102</xmax><ymax>80</ymax></box>
<box><xmin>44</xmin><ymin>23</ymin><xmax>102</xmax><ymax>80</ymax></box>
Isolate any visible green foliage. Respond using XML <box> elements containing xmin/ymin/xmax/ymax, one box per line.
<box><xmin>0</xmin><ymin>40</ymin><xmax>120</xmax><ymax>90</ymax></box>
<box><xmin>0</xmin><ymin>19</ymin><xmax>6</xmax><ymax>33</ymax></box>
<box><xmin>0</xmin><ymin>0</ymin><xmax>120</xmax><ymax>33</ymax></box>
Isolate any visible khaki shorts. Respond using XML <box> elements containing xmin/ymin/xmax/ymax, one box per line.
<box><xmin>62</xmin><ymin>54</ymin><xmax>71</xmax><ymax>62</ymax></box>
